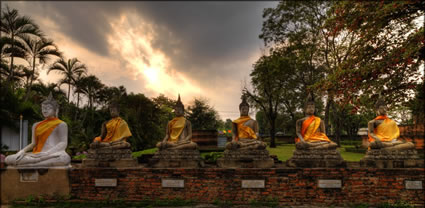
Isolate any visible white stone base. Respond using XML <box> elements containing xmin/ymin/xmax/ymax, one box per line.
<box><xmin>1</xmin><ymin>167</ymin><xmax>70</xmax><ymax>204</ymax></box>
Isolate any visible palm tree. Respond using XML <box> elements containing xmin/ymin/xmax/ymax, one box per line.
<box><xmin>16</xmin><ymin>64</ymin><xmax>32</xmax><ymax>88</ymax></box>
<box><xmin>0</xmin><ymin>37</ymin><xmax>11</xmax><ymax>83</ymax></box>
<box><xmin>47</xmin><ymin>57</ymin><xmax>87</xmax><ymax>103</ymax></box>
<box><xmin>78</xmin><ymin>75</ymin><xmax>104</xmax><ymax>109</ymax></box>
<box><xmin>21</xmin><ymin>36</ymin><xmax>62</xmax><ymax>101</ymax></box>
<box><xmin>30</xmin><ymin>81</ymin><xmax>66</xmax><ymax>104</ymax></box>
<box><xmin>0</xmin><ymin>36</ymin><xmax>26</xmax><ymax>84</ymax></box>
<box><xmin>73</xmin><ymin>71</ymin><xmax>85</xmax><ymax>108</ymax></box>
<box><xmin>1</xmin><ymin>6</ymin><xmax>41</xmax><ymax>86</ymax></box>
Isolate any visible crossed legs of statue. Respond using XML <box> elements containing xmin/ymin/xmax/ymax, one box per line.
<box><xmin>156</xmin><ymin>141</ymin><xmax>198</xmax><ymax>150</ymax></box>
<box><xmin>369</xmin><ymin>140</ymin><xmax>415</xmax><ymax>151</ymax></box>
<box><xmin>5</xmin><ymin>152</ymin><xmax>70</xmax><ymax>167</ymax></box>
<box><xmin>296</xmin><ymin>141</ymin><xmax>338</xmax><ymax>150</ymax></box>
<box><xmin>90</xmin><ymin>140</ymin><xmax>131</xmax><ymax>149</ymax></box>
<box><xmin>226</xmin><ymin>139</ymin><xmax>267</xmax><ymax>150</ymax></box>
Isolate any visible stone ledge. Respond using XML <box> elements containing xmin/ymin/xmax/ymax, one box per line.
<box><xmin>82</xmin><ymin>158</ymin><xmax>137</xmax><ymax>168</ymax></box>
<box><xmin>286</xmin><ymin>149</ymin><xmax>346</xmax><ymax>168</ymax></box>
<box><xmin>1</xmin><ymin>167</ymin><xmax>70</xmax><ymax>204</ymax></box>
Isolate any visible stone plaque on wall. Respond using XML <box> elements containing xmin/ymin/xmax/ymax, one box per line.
<box><xmin>405</xmin><ymin>181</ymin><xmax>422</xmax><ymax>190</ymax></box>
<box><xmin>95</xmin><ymin>178</ymin><xmax>117</xmax><ymax>187</ymax></box>
<box><xmin>242</xmin><ymin>180</ymin><xmax>265</xmax><ymax>188</ymax></box>
<box><xmin>20</xmin><ymin>170</ymin><xmax>38</xmax><ymax>182</ymax></box>
<box><xmin>318</xmin><ymin>179</ymin><xmax>342</xmax><ymax>188</ymax></box>
<box><xmin>162</xmin><ymin>179</ymin><xmax>184</xmax><ymax>188</ymax></box>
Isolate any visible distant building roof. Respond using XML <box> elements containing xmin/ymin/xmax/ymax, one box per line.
<box><xmin>357</xmin><ymin>127</ymin><xmax>368</xmax><ymax>136</ymax></box>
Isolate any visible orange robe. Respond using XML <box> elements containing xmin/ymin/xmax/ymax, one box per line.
<box><xmin>167</xmin><ymin>117</ymin><xmax>186</xmax><ymax>142</ymax></box>
<box><xmin>233</xmin><ymin>116</ymin><xmax>257</xmax><ymax>141</ymax></box>
<box><xmin>33</xmin><ymin>117</ymin><xmax>63</xmax><ymax>153</ymax></box>
<box><xmin>94</xmin><ymin>117</ymin><xmax>132</xmax><ymax>142</ymax></box>
<box><xmin>368</xmin><ymin>115</ymin><xmax>400</xmax><ymax>143</ymax></box>
<box><xmin>295</xmin><ymin>116</ymin><xmax>331</xmax><ymax>143</ymax></box>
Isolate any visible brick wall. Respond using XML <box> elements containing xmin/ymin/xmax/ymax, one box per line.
<box><xmin>69</xmin><ymin>167</ymin><xmax>425</xmax><ymax>207</ymax></box>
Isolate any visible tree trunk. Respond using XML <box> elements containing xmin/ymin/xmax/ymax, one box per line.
<box><xmin>334</xmin><ymin>109</ymin><xmax>341</xmax><ymax>147</ymax></box>
<box><xmin>324</xmin><ymin>93</ymin><xmax>332</xmax><ymax>135</ymax></box>
<box><xmin>8</xmin><ymin>34</ymin><xmax>15</xmax><ymax>83</ymax></box>
<box><xmin>67</xmin><ymin>83</ymin><xmax>71</xmax><ymax>103</ymax></box>
<box><xmin>24</xmin><ymin>57</ymin><xmax>37</xmax><ymax>102</ymax></box>
<box><xmin>76</xmin><ymin>92</ymin><xmax>80</xmax><ymax>108</ymax></box>
<box><xmin>269</xmin><ymin>115</ymin><xmax>276</xmax><ymax>148</ymax></box>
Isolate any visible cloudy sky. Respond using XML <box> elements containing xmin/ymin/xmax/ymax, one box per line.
<box><xmin>2</xmin><ymin>1</ymin><xmax>278</xmax><ymax>120</ymax></box>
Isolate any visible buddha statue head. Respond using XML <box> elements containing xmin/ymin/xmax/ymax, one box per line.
<box><xmin>41</xmin><ymin>92</ymin><xmax>59</xmax><ymax>118</ymax></box>
<box><xmin>374</xmin><ymin>98</ymin><xmax>387</xmax><ymax>116</ymax></box>
<box><xmin>304</xmin><ymin>94</ymin><xmax>315</xmax><ymax>116</ymax></box>
<box><xmin>175</xmin><ymin>94</ymin><xmax>185</xmax><ymax>117</ymax></box>
<box><xmin>239</xmin><ymin>96</ymin><xmax>249</xmax><ymax>116</ymax></box>
<box><xmin>109</xmin><ymin>100</ymin><xmax>120</xmax><ymax>118</ymax></box>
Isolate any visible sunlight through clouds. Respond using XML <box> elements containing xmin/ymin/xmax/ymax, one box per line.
<box><xmin>107</xmin><ymin>13</ymin><xmax>202</xmax><ymax>98</ymax></box>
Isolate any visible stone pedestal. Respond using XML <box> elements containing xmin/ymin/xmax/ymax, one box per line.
<box><xmin>1</xmin><ymin>167</ymin><xmax>70</xmax><ymax>204</ymax></box>
<box><xmin>286</xmin><ymin>149</ymin><xmax>346</xmax><ymax>168</ymax></box>
<box><xmin>217</xmin><ymin>149</ymin><xmax>274</xmax><ymax>168</ymax></box>
<box><xmin>360</xmin><ymin>149</ymin><xmax>423</xmax><ymax>168</ymax></box>
<box><xmin>82</xmin><ymin>147</ymin><xmax>137</xmax><ymax>168</ymax></box>
<box><xmin>149</xmin><ymin>149</ymin><xmax>204</xmax><ymax>168</ymax></box>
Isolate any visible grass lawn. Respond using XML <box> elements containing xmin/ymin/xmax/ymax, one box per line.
<box><xmin>132</xmin><ymin>144</ymin><xmax>365</xmax><ymax>162</ymax></box>
<box><xmin>132</xmin><ymin>147</ymin><xmax>157</xmax><ymax>158</ymax></box>
<box><xmin>267</xmin><ymin>144</ymin><xmax>365</xmax><ymax>162</ymax></box>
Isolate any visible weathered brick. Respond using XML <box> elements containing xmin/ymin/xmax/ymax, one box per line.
<box><xmin>68</xmin><ymin>167</ymin><xmax>424</xmax><ymax>207</ymax></box>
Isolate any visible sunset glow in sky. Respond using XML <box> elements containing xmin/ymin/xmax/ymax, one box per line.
<box><xmin>2</xmin><ymin>1</ymin><xmax>278</xmax><ymax>120</ymax></box>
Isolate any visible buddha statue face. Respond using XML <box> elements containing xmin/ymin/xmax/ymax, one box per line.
<box><xmin>376</xmin><ymin>105</ymin><xmax>387</xmax><ymax>116</ymax></box>
<box><xmin>110</xmin><ymin>106</ymin><xmax>119</xmax><ymax>118</ymax></box>
<box><xmin>41</xmin><ymin>103</ymin><xmax>56</xmax><ymax>118</ymax></box>
<box><xmin>305</xmin><ymin>104</ymin><xmax>315</xmax><ymax>116</ymax></box>
<box><xmin>175</xmin><ymin>106</ymin><xmax>184</xmax><ymax>117</ymax></box>
<box><xmin>240</xmin><ymin>105</ymin><xmax>249</xmax><ymax>116</ymax></box>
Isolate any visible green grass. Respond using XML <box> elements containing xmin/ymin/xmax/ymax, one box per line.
<box><xmin>132</xmin><ymin>144</ymin><xmax>365</xmax><ymax>162</ymax></box>
<box><xmin>132</xmin><ymin>148</ymin><xmax>157</xmax><ymax>158</ymax></box>
<box><xmin>267</xmin><ymin>144</ymin><xmax>296</xmax><ymax>162</ymax></box>
<box><xmin>267</xmin><ymin>144</ymin><xmax>365</xmax><ymax>162</ymax></box>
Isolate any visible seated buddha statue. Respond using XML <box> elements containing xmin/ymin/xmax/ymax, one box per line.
<box><xmin>5</xmin><ymin>93</ymin><xmax>71</xmax><ymax>167</ymax></box>
<box><xmin>156</xmin><ymin>95</ymin><xmax>197</xmax><ymax>150</ymax></box>
<box><xmin>89</xmin><ymin>102</ymin><xmax>132</xmax><ymax>149</ymax></box>
<box><xmin>295</xmin><ymin>97</ymin><xmax>337</xmax><ymax>150</ymax></box>
<box><xmin>225</xmin><ymin>97</ymin><xmax>266</xmax><ymax>150</ymax></box>
<box><xmin>368</xmin><ymin>99</ymin><xmax>414</xmax><ymax>151</ymax></box>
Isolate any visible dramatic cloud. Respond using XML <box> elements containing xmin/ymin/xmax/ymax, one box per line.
<box><xmin>2</xmin><ymin>1</ymin><xmax>278</xmax><ymax>119</ymax></box>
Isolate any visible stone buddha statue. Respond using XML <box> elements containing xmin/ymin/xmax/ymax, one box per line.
<box><xmin>287</xmin><ymin>95</ymin><xmax>345</xmax><ymax>168</ymax></box>
<box><xmin>150</xmin><ymin>95</ymin><xmax>201</xmax><ymax>168</ymax></box>
<box><xmin>83</xmin><ymin>101</ymin><xmax>136</xmax><ymax>167</ymax></box>
<box><xmin>295</xmin><ymin>97</ymin><xmax>337</xmax><ymax>150</ymax></box>
<box><xmin>367</xmin><ymin>99</ymin><xmax>414</xmax><ymax>151</ymax></box>
<box><xmin>217</xmin><ymin>96</ymin><xmax>273</xmax><ymax>168</ymax></box>
<box><xmin>226</xmin><ymin>97</ymin><xmax>266</xmax><ymax>150</ymax></box>
<box><xmin>5</xmin><ymin>93</ymin><xmax>71</xmax><ymax>167</ymax></box>
<box><xmin>360</xmin><ymin>98</ymin><xmax>420</xmax><ymax>168</ymax></box>
<box><xmin>89</xmin><ymin>102</ymin><xmax>132</xmax><ymax>149</ymax></box>
<box><xmin>156</xmin><ymin>95</ymin><xmax>197</xmax><ymax>150</ymax></box>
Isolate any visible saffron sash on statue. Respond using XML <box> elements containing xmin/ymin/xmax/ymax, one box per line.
<box><xmin>368</xmin><ymin>115</ymin><xmax>400</xmax><ymax>143</ymax></box>
<box><xmin>33</xmin><ymin>118</ymin><xmax>63</xmax><ymax>153</ymax></box>
<box><xmin>295</xmin><ymin>116</ymin><xmax>330</xmax><ymax>143</ymax></box>
<box><xmin>233</xmin><ymin>116</ymin><xmax>257</xmax><ymax>141</ymax></box>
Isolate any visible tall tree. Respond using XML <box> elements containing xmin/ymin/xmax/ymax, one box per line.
<box><xmin>244</xmin><ymin>52</ymin><xmax>288</xmax><ymax>148</ymax></box>
<box><xmin>77</xmin><ymin>75</ymin><xmax>104</xmax><ymax>109</ymax></box>
<box><xmin>318</xmin><ymin>1</ymin><xmax>424</xmax><ymax>108</ymax></box>
<box><xmin>47</xmin><ymin>57</ymin><xmax>87</xmax><ymax>103</ymax></box>
<box><xmin>20</xmin><ymin>36</ymin><xmax>62</xmax><ymax>101</ymax></box>
<box><xmin>73</xmin><ymin>71</ymin><xmax>86</xmax><ymax>109</ymax></box>
<box><xmin>187</xmin><ymin>98</ymin><xmax>221</xmax><ymax>130</ymax></box>
<box><xmin>0</xmin><ymin>7</ymin><xmax>41</xmax><ymax>87</ymax></box>
<box><xmin>260</xmin><ymin>1</ymin><xmax>358</xmax><ymax>144</ymax></box>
